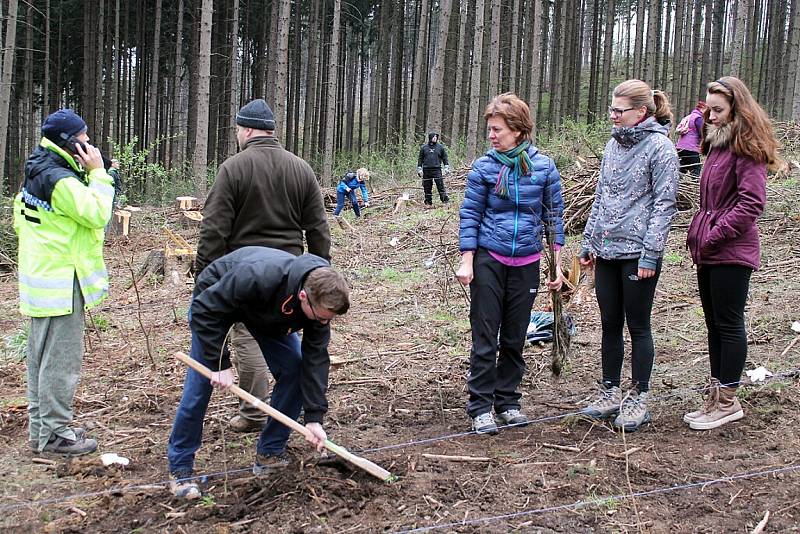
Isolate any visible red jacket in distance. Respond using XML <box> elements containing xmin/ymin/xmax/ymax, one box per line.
<box><xmin>686</xmin><ymin>148</ymin><xmax>767</xmax><ymax>270</ymax></box>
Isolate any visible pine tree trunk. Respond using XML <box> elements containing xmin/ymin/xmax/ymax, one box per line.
<box><xmin>645</xmin><ymin>0</ymin><xmax>658</xmax><ymax>84</ymax></box>
<box><xmin>451</xmin><ymin>0</ymin><xmax>469</xmax><ymax>142</ymax></box>
<box><xmin>0</xmin><ymin>0</ymin><xmax>18</xmax><ymax>189</ymax></box>
<box><xmin>170</xmin><ymin>0</ymin><xmax>184</xmax><ymax>167</ymax></box>
<box><xmin>428</xmin><ymin>0</ymin><xmax>453</xmax><ymax>136</ymax></box>
<box><xmin>660</xmin><ymin>0</ymin><xmax>672</xmax><ymax>88</ymax></box>
<box><xmin>729</xmin><ymin>0</ymin><xmax>747</xmax><ymax>77</ymax></box>
<box><xmin>688</xmin><ymin>0</ymin><xmax>703</xmax><ymax>110</ymax></box>
<box><xmin>527</xmin><ymin>0</ymin><xmax>543</xmax><ymax>138</ymax></box>
<box><xmin>601</xmin><ymin>0</ymin><xmax>615</xmax><ymax>108</ymax></box>
<box><xmin>466</xmin><ymin>0</ymin><xmax>485</xmax><ymax>162</ymax></box>
<box><xmin>147</xmin><ymin>0</ymin><xmax>163</xmax><ymax>168</ymax></box>
<box><xmin>302</xmin><ymin>0</ymin><xmax>320</xmax><ymax>160</ymax></box>
<box><xmin>634</xmin><ymin>0</ymin><xmax>646</xmax><ymax>78</ymax></box>
<box><xmin>509</xmin><ymin>0</ymin><xmax>521</xmax><ymax>91</ymax></box>
<box><xmin>408</xmin><ymin>0</ymin><xmax>430</xmax><ymax>146</ymax></box>
<box><xmin>43</xmin><ymin>0</ymin><xmax>50</xmax><ymax>122</ymax></box>
<box><xmin>273</xmin><ymin>0</ymin><xmax>291</xmax><ymax>136</ymax></box>
<box><xmin>192</xmin><ymin>0</ymin><xmax>213</xmax><ymax>197</ymax></box>
<box><xmin>389</xmin><ymin>0</ymin><xmax>405</xmax><ymax>144</ymax></box>
<box><xmin>322</xmin><ymin>0</ymin><xmax>340</xmax><ymax>185</ymax></box>
<box><xmin>488</xmin><ymin>0</ymin><xmax>501</xmax><ymax>98</ymax></box>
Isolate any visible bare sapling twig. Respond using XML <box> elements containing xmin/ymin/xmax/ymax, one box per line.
<box><xmin>545</xmin><ymin>230</ymin><xmax>571</xmax><ymax>376</ymax></box>
<box><xmin>124</xmin><ymin>254</ymin><xmax>157</xmax><ymax>369</ymax></box>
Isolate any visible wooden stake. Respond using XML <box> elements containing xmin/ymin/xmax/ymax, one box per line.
<box><xmin>174</xmin><ymin>352</ymin><xmax>395</xmax><ymax>483</ymax></box>
<box><xmin>751</xmin><ymin>511</ymin><xmax>770</xmax><ymax>534</ymax></box>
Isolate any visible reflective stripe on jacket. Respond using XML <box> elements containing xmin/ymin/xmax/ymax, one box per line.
<box><xmin>14</xmin><ymin>137</ymin><xmax>114</xmax><ymax>317</ymax></box>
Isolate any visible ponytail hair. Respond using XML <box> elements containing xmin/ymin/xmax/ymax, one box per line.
<box><xmin>613</xmin><ymin>79</ymin><xmax>674</xmax><ymax>126</ymax></box>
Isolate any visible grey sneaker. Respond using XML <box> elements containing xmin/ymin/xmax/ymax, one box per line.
<box><xmin>580</xmin><ymin>383</ymin><xmax>622</xmax><ymax>419</ymax></box>
<box><xmin>170</xmin><ymin>471</ymin><xmax>201</xmax><ymax>500</ymax></box>
<box><xmin>253</xmin><ymin>451</ymin><xmax>290</xmax><ymax>475</ymax></box>
<box><xmin>41</xmin><ymin>434</ymin><xmax>98</xmax><ymax>456</ymax></box>
<box><xmin>471</xmin><ymin>412</ymin><xmax>499</xmax><ymax>435</ymax></box>
<box><xmin>495</xmin><ymin>409</ymin><xmax>529</xmax><ymax>427</ymax></box>
<box><xmin>612</xmin><ymin>391</ymin><xmax>652</xmax><ymax>432</ymax></box>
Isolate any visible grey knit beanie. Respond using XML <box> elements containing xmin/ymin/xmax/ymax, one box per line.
<box><xmin>236</xmin><ymin>99</ymin><xmax>276</xmax><ymax>131</ymax></box>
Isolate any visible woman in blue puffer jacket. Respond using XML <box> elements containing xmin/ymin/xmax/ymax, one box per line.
<box><xmin>457</xmin><ymin>93</ymin><xmax>565</xmax><ymax>435</ymax></box>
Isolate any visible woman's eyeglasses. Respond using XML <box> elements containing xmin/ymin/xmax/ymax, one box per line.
<box><xmin>608</xmin><ymin>106</ymin><xmax>635</xmax><ymax>117</ymax></box>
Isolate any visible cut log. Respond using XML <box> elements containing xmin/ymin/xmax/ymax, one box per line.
<box><xmin>393</xmin><ymin>193</ymin><xmax>411</xmax><ymax>214</ymax></box>
<box><xmin>175</xmin><ymin>196</ymin><xmax>199</xmax><ymax>210</ymax></box>
<box><xmin>181</xmin><ymin>210</ymin><xmax>203</xmax><ymax>228</ymax></box>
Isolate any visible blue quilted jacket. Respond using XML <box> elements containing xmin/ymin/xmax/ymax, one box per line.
<box><xmin>459</xmin><ymin>145</ymin><xmax>565</xmax><ymax>256</ymax></box>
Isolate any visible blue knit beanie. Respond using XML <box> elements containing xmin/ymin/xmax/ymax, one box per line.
<box><xmin>41</xmin><ymin>109</ymin><xmax>87</xmax><ymax>146</ymax></box>
<box><xmin>236</xmin><ymin>99</ymin><xmax>276</xmax><ymax>131</ymax></box>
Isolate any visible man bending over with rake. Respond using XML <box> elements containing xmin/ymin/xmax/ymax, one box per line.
<box><xmin>167</xmin><ymin>246</ymin><xmax>350</xmax><ymax>498</ymax></box>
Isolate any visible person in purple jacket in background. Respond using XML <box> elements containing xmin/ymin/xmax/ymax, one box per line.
<box><xmin>675</xmin><ymin>101</ymin><xmax>707</xmax><ymax>176</ymax></box>
<box><xmin>685</xmin><ymin>76</ymin><xmax>781</xmax><ymax>431</ymax></box>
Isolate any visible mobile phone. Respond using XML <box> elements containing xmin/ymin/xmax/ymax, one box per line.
<box><xmin>59</xmin><ymin>133</ymin><xmax>87</xmax><ymax>154</ymax></box>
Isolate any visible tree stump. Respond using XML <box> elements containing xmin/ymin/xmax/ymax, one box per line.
<box><xmin>181</xmin><ymin>210</ymin><xmax>203</xmax><ymax>229</ymax></box>
<box><xmin>176</xmin><ymin>196</ymin><xmax>199</xmax><ymax>210</ymax></box>
<box><xmin>108</xmin><ymin>209</ymin><xmax>132</xmax><ymax>236</ymax></box>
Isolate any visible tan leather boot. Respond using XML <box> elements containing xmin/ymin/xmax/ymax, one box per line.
<box><xmin>683</xmin><ymin>378</ymin><xmax>720</xmax><ymax>424</ymax></box>
<box><xmin>688</xmin><ymin>386</ymin><xmax>744</xmax><ymax>430</ymax></box>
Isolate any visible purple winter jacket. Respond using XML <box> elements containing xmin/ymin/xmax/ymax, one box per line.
<box><xmin>675</xmin><ymin>109</ymin><xmax>704</xmax><ymax>152</ymax></box>
<box><xmin>686</xmin><ymin>148</ymin><xmax>766</xmax><ymax>270</ymax></box>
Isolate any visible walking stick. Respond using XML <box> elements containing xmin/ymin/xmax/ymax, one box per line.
<box><xmin>174</xmin><ymin>352</ymin><xmax>396</xmax><ymax>483</ymax></box>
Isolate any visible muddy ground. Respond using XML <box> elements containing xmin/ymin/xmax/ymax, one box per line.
<box><xmin>1</xmin><ymin>171</ymin><xmax>800</xmax><ymax>534</ymax></box>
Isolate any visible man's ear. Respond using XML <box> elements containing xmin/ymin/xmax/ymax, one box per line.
<box><xmin>298</xmin><ymin>289</ymin><xmax>308</xmax><ymax>303</ymax></box>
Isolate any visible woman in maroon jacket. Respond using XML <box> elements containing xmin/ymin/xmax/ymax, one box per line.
<box><xmin>685</xmin><ymin>76</ymin><xmax>781</xmax><ymax>430</ymax></box>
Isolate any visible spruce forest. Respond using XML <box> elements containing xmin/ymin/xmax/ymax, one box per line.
<box><xmin>0</xmin><ymin>0</ymin><xmax>799</xmax><ymax>199</ymax></box>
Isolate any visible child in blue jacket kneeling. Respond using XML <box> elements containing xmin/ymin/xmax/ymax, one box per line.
<box><xmin>334</xmin><ymin>168</ymin><xmax>369</xmax><ymax>217</ymax></box>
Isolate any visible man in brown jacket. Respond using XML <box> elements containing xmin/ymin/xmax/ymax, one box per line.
<box><xmin>195</xmin><ymin>98</ymin><xmax>331</xmax><ymax>433</ymax></box>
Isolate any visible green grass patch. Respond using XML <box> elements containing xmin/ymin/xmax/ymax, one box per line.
<box><xmin>2</xmin><ymin>325</ymin><xmax>28</xmax><ymax>361</ymax></box>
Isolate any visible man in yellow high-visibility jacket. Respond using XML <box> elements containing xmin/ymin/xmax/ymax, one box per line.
<box><xmin>14</xmin><ymin>109</ymin><xmax>114</xmax><ymax>456</ymax></box>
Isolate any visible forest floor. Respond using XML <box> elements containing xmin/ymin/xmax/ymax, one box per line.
<box><xmin>1</xmin><ymin>170</ymin><xmax>800</xmax><ymax>534</ymax></box>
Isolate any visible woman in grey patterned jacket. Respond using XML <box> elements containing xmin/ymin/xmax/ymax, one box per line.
<box><xmin>578</xmin><ymin>79</ymin><xmax>679</xmax><ymax>432</ymax></box>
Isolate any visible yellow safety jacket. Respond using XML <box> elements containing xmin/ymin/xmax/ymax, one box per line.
<box><xmin>13</xmin><ymin>138</ymin><xmax>114</xmax><ymax>317</ymax></box>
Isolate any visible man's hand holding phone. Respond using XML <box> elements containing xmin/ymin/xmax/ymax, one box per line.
<box><xmin>74</xmin><ymin>141</ymin><xmax>104</xmax><ymax>172</ymax></box>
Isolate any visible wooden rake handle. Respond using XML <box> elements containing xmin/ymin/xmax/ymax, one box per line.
<box><xmin>174</xmin><ymin>352</ymin><xmax>395</xmax><ymax>482</ymax></box>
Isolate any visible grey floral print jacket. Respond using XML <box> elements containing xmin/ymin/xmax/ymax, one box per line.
<box><xmin>581</xmin><ymin>116</ymin><xmax>679</xmax><ymax>270</ymax></box>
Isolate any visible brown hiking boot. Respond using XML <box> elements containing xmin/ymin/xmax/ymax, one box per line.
<box><xmin>253</xmin><ymin>451</ymin><xmax>290</xmax><ymax>475</ymax></box>
<box><xmin>688</xmin><ymin>386</ymin><xmax>744</xmax><ymax>430</ymax></box>
<box><xmin>229</xmin><ymin>415</ymin><xmax>265</xmax><ymax>433</ymax></box>
<box><xmin>683</xmin><ymin>378</ymin><xmax>720</xmax><ymax>424</ymax></box>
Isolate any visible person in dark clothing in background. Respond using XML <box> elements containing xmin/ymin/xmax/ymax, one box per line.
<box><xmin>417</xmin><ymin>132</ymin><xmax>450</xmax><ymax>205</ymax></box>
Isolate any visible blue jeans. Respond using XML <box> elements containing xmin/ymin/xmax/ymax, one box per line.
<box><xmin>333</xmin><ymin>190</ymin><xmax>361</xmax><ymax>217</ymax></box>
<box><xmin>167</xmin><ymin>319</ymin><xmax>302</xmax><ymax>474</ymax></box>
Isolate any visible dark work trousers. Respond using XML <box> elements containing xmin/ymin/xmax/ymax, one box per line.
<box><xmin>594</xmin><ymin>257</ymin><xmax>662</xmax><ymax>392</ymax></box>
<box><xmin>696</xmin><ymin>264</ymin><xmax>752</xmax><ymax>387</ymax></box>
<box><xmin>467</xmin><ymin>249</ymin><xmax>540</xmax><ymax>418</ymax></box>
<box><xmin>422</xmin><ymin>168</ymin><xmax>448</xmax><ymax>204</ymax></box>
<box><xmin>677</xmin><ymin>149</ymin><xmax>702</xmax><ymax>177</ymax></box>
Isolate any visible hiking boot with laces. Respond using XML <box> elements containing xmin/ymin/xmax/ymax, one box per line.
<box><xmin>229</xmin><ymin>415</ymin><xmax>265</xmax><ymax>433</ymax></box>
<box><xmin>688</xmin><ymin>386</ymin><xmax>744</xmax><ymax>430</ymax></box>
<box><xmin>253</xmin><ymin>451</ymin><xmax>291</xmax><ymax>475</ymax></box>
<box><xmin>41</xmin><ymin>433</ymin><xmax>98</xmax><ymax>456</ymax></box>
<box><xmin>495</xmin><ymin>409</ymin><xmax>529</xmax><ymax>427</ymax></box>
<box><xmin>30</xmin><ymin>427</ymin><xmax>86</xmax><ymax>453</ymax></box>
<box><xmin>612</xmin><ymin>390</ymin><xmax>651</xmax><ymax>432</ymax></box>
<box><xmin>471</xmin><ymin>412</ymin><xmax>499</xmax><ymax>435</ymax></box>
<box><xmin>580</xmin><ymin>383</ymin><xmax>622</xmax><ymax>420</ymax></box>
<box><xmin>170</xmin><ymin>471</ymin><xmax>201</xmax><ymax>500</ymax></box>
<box><xmin>684</xmin><ymin>377</ymin><xmax>720</xmax><ymax>423</ymax></box>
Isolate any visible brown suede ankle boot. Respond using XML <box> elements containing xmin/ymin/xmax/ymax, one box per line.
<box><xmin>683</xmin><ymin>378</ymin><xmax>720</xmax><ymax>424</ymax></box>
<box><xmin>688</xmin><ymin>385</ymin><xmax>744</xmax><ymax>430</ymax></box>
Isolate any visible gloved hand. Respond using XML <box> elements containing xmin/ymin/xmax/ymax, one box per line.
<box><xmin>416</xmin><ymin>167</ymin><xmax>423</xmax><ymax>177</ymax></box>
<box><xmin>345</xmin><ymin>187</ymin><xmax>352</xmax><ymax>193</ymax></box>
<box><xmin>364</xmin><ymin>202</ymin><xmax>370</xmax><ymax>207</ymax></box>
<box><xmin>444</xmin><ymin>165</ymin><xmax>451</xmax><ymax>174</ymax></box>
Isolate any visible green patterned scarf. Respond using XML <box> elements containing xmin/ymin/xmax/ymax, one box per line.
<box><xmin>490</xmin><ymin>140</ymin><xmax>533</xmax><ymax>200</ymax></box>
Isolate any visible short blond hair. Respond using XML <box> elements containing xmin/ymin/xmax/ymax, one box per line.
<box><xmin>356</xmin><ymin>167</ymin><xmax>370</xmax><ymax>181</ymax></box>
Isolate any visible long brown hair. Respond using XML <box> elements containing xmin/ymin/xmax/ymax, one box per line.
<box><xmin>613</xmin><ymin>79</ymin><xmax>674</xmax><ymax>125</ymax></box>
<box><xmin>701</xmin><ymin>76</ymin><xmax>781</xmax><ymax>170</ymax></box>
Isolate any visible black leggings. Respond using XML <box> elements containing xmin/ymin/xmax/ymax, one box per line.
<box><xmin>677</xmin><ymin>149</ymin><xmax>702</xmax><ymax>177</ymax></box>
<box><xmin>697</xmin><ymin>265</ymin><xmax>752</xmax><ymax>386</ymax></box>
<box><xmin>594</xmin><ymin>258</ymin><xmax>661</xmax><ymax>392</ymax></box>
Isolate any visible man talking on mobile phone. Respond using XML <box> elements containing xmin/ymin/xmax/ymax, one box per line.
<box><xmin>14</xmin><ymin>108</ymin><xmax>114</xmax><ymax>456</ymax></box>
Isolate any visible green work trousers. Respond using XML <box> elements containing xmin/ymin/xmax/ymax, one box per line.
<box><xmin>27</xmin><ymin>276</ymin><xmax>85</xmax><ymax>451</ymax></box>
<box><xmin>231</xmin><ymin>322</ymin><xmax>271</xmax><ymax>423</ymax></box>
